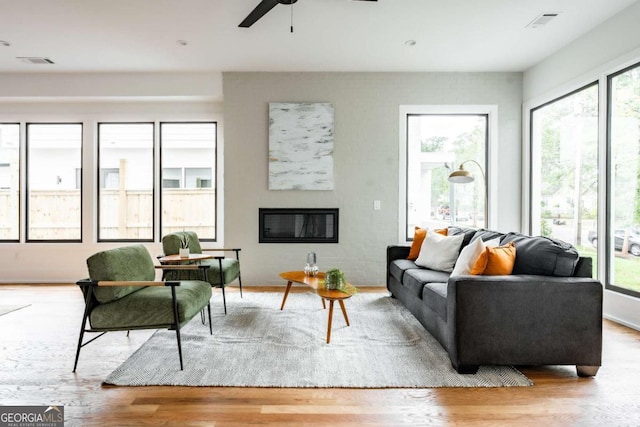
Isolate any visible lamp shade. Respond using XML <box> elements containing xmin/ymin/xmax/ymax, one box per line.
<box><xmin>448</xmin><ymin>168</ymin><xmax>475</xmax><ymax>183</ymax></box>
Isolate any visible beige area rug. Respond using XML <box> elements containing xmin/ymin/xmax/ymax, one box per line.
<box><xmin>0</xmin><ymin>304</ymin><xmax>30</xmax><ymax>317</ymax></box>
<box><xmin>104</xmin><ymin>292</ymin><xmax>533</xmax><ymax>388</ymax></box>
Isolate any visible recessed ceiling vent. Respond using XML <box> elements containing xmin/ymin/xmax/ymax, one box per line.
<box><xmin>17</xmin><ymin>57</ymin><xmax>55</xmax><ymax>65</ymax></box>
<box><xmin>526</xmin><ymin>13</ymin><xmax>559</xmax><ymax>28</ymax></box>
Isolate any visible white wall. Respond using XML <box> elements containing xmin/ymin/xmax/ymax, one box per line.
<box><xmin>223</xmin><ymin>72</ymin><xmax>522</xmax><ymax>286</ymax></box>
<box><xmin>523</xmin><ymin>2</ymin><xmax>640</xmax><ymax>101</ymax></box>
<box><xmin>0</xmin><ymin>72</ymin><xmax>224</xmax><ymax>282</ymax></box>
<box><xmin>0</xmin><ymin>72</ymin><xmax>223</xmax><ymax>101</ymax></box>
<box><xmin>523</xmin><ymin>1</ymin><xmax>640</xmax><ymax>330</ymax></box>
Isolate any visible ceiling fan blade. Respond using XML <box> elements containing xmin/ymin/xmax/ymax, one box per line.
<box><xmin>239</xmin><ymin>0</ymin><xmax>281</xmax><ymax>28</ymax></box>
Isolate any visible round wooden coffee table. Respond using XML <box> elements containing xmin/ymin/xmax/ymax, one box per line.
<box><xmin>279</xmin><ymin>271</ymin><xmax>352</xmax><ymax>344</ymax></box>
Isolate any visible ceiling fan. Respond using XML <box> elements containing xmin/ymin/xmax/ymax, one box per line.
<box><xmin>239</xmin><ymin>0</ymin><xmax>377</xmax><ymax>28</ymax></box>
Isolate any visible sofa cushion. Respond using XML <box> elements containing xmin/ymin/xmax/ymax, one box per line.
<box><xmin>470</xmin><ymin>228</ymin><xmax>506</xmax><ymax>243</ymax></box>
<box><xmin>87</xmin><ymin>245</ymin><xmax>155</xmax><ymax>303</ymax></box>
<box><xmin>447</xmin><ymin>226</ymin><xmax>477</xmax><ymax>249</ymax></box>
<box><xmin>421</xmin><ymin>282</ymin><xmax>448</xmax><ymax>320</ymax></box>
<box><xmin>389</xmin><ymin>259</ymin><xmax>419</xmax><ymax>283</ymax></box>
<box><xmin>90</xmin><ymin>280</ymin><xmax>212</xmax><ymax>330</ymax></box>
<box><xmin>415</xmin><ymin>232</ymin><xmax>464</xmax><ymax>272</ymax></box>
<box><xmin>501</xmin><ymin>233</ymin><xmax>579</xmax><ymax>276</ymax></box>
<box><xmin>403</xmin><ymin>269</ymin><xmax>451</xmax><ymax>297</ymax></box>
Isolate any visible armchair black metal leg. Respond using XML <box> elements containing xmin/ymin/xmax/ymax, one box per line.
<box><xmin>73</xmin><ymin>286</ymin><xmax>94</xmax><ymax>373</ymax></box>
<box><xmin>175</xmin><ymin>328</ymin><xmax>184</xmax><ymax>371</ymax></box>
<box><xmin>208</xmin><ymin>304</ymin><xmax>213</xmax><ymax>335</ymax></box>
<box><xmin>235</xmin><ymin>249</ymin><xmax>243</xmax><ymax>298</ymax></box>
<box><xmin>221</xmin><ymin>286</ymin><xmax>227</xmax><ymax>315</ymax></box>
<box><xmin>200</xmin><ymin>267</ymin><xmax>210</xmax><ymax>324</ymax></box>
<box><xmin>201</xmin><ymin>309</ymin><xmax>205</xmax><ymax>325</ymax></box>
<box><xmin>170</xmin><ymin>285</ymin><xmax>184</xmax><ymax>371</ymax></box>
<box><xmin>218</xmin><ymin>258</ymin><xmax>227</xmax><ymax>315</ymax></box>
<box><xmin>73</xmin><ymin>319</ymin><xmax>88</xmax><ymax>373</ymax></box>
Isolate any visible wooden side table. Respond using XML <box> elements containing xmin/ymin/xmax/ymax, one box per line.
<box><xmin>279</xmin><ymin>271</ymin><xmax>353</xmax><ymax>344</ymax></box>
<box><xmin>157</xmin><ymin>253</ymin><xmax>214</xmax><ymax>264</ymax></box>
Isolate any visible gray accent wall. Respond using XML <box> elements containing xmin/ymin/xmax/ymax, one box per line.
<box><xmin>223</xmin><ymin>72</ymin><xmax>522</xmax><ymax>286</ymax></box>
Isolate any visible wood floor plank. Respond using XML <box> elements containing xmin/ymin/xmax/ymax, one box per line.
<box><xmin>1</xmin><ymin>284</ymin><xmax>640</xmax><ymax>426</ymax></box>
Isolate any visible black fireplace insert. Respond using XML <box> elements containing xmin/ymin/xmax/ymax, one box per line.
<box><xmin>259</xmin><ymin>208</ymin><xmax>339</xmax><ymax>243</ymax></box>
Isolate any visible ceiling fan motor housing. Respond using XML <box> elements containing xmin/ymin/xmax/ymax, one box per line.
<box><xmin>240</xmin><ymin>0</ymin><xmax>375</xmax><ymax>28</ymax></box>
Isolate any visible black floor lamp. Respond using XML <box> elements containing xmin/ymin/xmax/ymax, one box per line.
<box><xmin>448</xmin><ymin>159</ymin><xmax>487</xmax><ymax>226</ymax></box>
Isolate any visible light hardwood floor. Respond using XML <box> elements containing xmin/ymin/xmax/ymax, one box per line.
<box><xmin>1</xmin><ymin>284</ymin><xmax>640</xmax><ymax>427</ymax></box>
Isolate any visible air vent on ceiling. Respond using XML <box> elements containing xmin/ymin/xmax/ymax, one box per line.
<box><xmin>17</xmin><ymin>57</ymin><xmax>55</xmax><ymax>65</ymax></box>
<box><xmin>526</xmin><ymin>13</ymin><xmax>559</xmax><ymax>28</ymax></box>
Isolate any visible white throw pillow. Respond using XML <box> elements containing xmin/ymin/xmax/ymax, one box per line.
<box><xmin>485</xmin><ymin>237</ymin><xmax>501</xmax><ymax>248</ymax></box>
<box><xmin>451</xmin><ymin>237</ymin><xmax>486</xmax><ymax>276</ymax></box>
<box><xmin>451</xmin><ymin>237</ymin><xmax>502</xmax><ymax>276</ymax></box>
<box><xmin>415</xmin><ymin>231</ymin><xmax>464</xmax><ymax>272</ymax></box>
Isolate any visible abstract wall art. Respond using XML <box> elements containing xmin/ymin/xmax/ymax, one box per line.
<box><xmin>268</xmin><ymin>102</ymin><xmax>334</xmax><ymax>190</ymax></box>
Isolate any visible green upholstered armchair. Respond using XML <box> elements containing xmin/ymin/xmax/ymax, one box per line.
<box><xmin>73</xmin><ymin>245</ymin><xmax>213</xmax><ymax>372</ymax></box>
<box><xmin>161</xmin><ymin>231</ymin><xmax>242</xmax><ymax>314</ymax></box>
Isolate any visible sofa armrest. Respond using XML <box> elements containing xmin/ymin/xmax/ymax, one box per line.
<box><xmin>386</xmin><ymin>245</ymin><xmax>411</xmax><ymax>290</ymax></box>
<box><xmin>574</xmin><ymin>256</ymin><xmax>593</xmax><ymax>278</ymax></box>
<box><xmin>387</xmin><ymin>245</ymin><xmax>410</xmax><ymax>263</ymax></box>
<box><xmin>446</xmin><ymin>275</ymin><xmax>603</xmax><ymax>369</ymax></box>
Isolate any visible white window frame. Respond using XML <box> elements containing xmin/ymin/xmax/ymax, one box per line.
<box><xmin>398</xmin><ymin>105</ymin><xmax>498</xmax><ymax>242</ymax></box>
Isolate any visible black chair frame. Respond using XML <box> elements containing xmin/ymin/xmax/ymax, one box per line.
<box><xmin>73</xmin><ymin>265</ymin><xmax>212</xmax><ymax>372</ymax></box>
<box><xmin>204</xmin><ymin>248</ymin><xmax>243</xmax><ymax>315</ymax></box>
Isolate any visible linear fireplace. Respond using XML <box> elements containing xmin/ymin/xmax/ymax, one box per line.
<box><xmin>259</xmin><ymin>208</ymin><xmax>339</xmax><ymax>243</ymax></box>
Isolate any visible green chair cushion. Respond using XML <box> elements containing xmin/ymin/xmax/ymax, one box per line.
<box><xmin>89</xmin><ymin>280</ymin><xmax>212</xmax><ymax>330</ymax></box>
<box><xmin>87</xmin><ymin>245</ymin><xmax>155</xmax><ymax>303</ymax></box>
<box><xmin>164</xmin><ymin>258</ymin><xmax>240</xmax><ymax>287</ymax></box>
<box><xmin>202</xmin><ymin>259</ymin><xmax>240</xmax><ymax>286</ymax></box>
<box><xmin>162</xmin><ymin>231</ymin><xmax>203</xmax><ymax>255</ymax></box>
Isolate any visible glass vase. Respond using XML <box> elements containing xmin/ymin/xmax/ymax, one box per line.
<box><xmin>304</xmin><ymin>252</ymin><xmax>318</xmax><ymax>277</ymax></box>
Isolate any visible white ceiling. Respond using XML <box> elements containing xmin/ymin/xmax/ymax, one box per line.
<box><xmin>0</xmin><ymin>0</ymin><xmax>637</xmax><ymax>74</ymax></box>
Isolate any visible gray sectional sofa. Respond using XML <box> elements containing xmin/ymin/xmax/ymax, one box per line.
<box><xmin>386</xmin><ymin>226</ymin><xmax>603</xmax><ymax>376</ymax></box>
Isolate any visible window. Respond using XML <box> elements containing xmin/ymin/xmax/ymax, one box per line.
<box><xmin>186</xmin><ymin>168</ymin><xmax>212</xmax><ymax>188</ymax></box>
<box><xmin>162</xmin><ymin>168</ymin><xmax>181</xmax><ymax>189</ymax></box>
<box><xmin>160</xmin><ymin>122</ymin><xmax>217</xmax><ymax>240</ymax></box>
<box><xmin>530</xmin><ymin>84</ymin><xmax>599</xmax><ymax>275</ymax></box>
<box><xmin>26</xmin><ymin>123</ymin><xmax>82</xmax><ymax>241</ymax></box>
<box><xmin>404</xmin><ymin>113</ymin><xmax>488</xmax><ymax>240</ymax></box>
<box><xmin>0</xmin><ymin>124</ymin><xmax>20</xmax><ymax>241</ymax></box>
<box><xmin>100</xmin><ymin>168</ymin><xmax>120</xmax><ymax>189</ymax></box>
<box><xmin>608</xmin><ymin>63</ymin><xmax>640</xmax><ymax>297</ymax></box>
<box><xmin>97</xmin><ymin>123</ymin><xmax>154</xmax><ymax>241</ymax></box>
<box><xmin>160</xmin><ymin>167</ymin><xmax>213</xmax><ymax>189</ymax></box>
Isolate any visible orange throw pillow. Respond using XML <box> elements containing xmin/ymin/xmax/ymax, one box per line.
<box><xmin>407</xmin><ymin>227</ymin><xmax>427</xmax><ymax>260</ymax></box>
<box><xmin>407</xmin><ymin>227</ymin><xmax>448</xmax><ymax>261</ymax></box>
<box><xmin>470</xmin><ymin>249</ymin><xmax>488</xmax><ymax>275</ymax></box>
<box><xmin>471</xmin><ymin>242</ymin><xmax>516</xmax><ymax>275</ymax></box>
<box><xmin>435</xmin><ymin>228</ymin><xmax>448</xmax><ymax>236</ymax></box>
